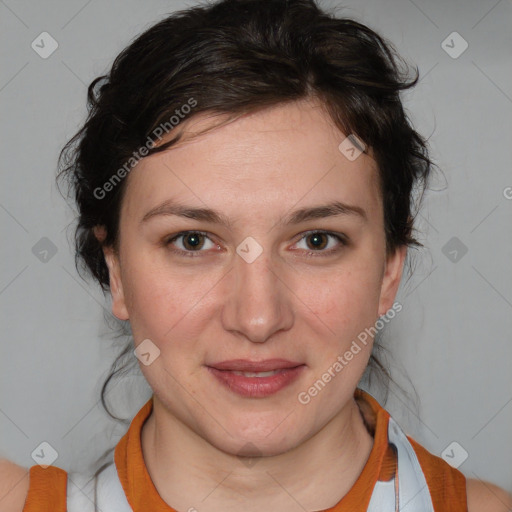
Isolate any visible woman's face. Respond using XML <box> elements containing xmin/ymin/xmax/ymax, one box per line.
<box><xmin>103</xmin><ymin>98</ymin><xmax>405</xmax><ymax>456</ymax></box>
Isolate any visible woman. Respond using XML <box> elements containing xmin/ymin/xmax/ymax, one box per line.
<box><xmin>1</xmin><ymin>0</ymin><xmax>511</xmax><ymax>510</ymax></box>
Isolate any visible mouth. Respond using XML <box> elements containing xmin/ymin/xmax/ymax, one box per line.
<box><xmin>229</xmin><ymin>369</ymin><xmax>287</xmax><ymax>377</ymax></box>
<box><xmin>206</xmin><ymin>359</ymin><xmax>306</xmax><ymax>398</ymax></box>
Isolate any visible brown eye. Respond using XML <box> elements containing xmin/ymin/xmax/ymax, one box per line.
<box><xmin>305</xmin><ymin>232</ymin><xmax>329</xmax><ymax>251</ymax></box>
<box><xmin>165</xmin><ymin>231</ymin><xmax>216</xmax><ymax>257</ymax></box>
<box><xmin>293</xmin><ymin>231</ymin><xmax>347</xmax><ymax>256</ymax></box>
<box><xmin>181</xmin><ymin>232</ymin><xmax>206</xmax><ymax>251</ymax></box>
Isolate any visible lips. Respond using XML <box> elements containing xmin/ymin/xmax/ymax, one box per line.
<box><xmin>208</xmin><ymin>359</ymin><xmax>304</xmax><ymax>372</ymax></box>
<box><xmin>206</xmin><ymin>359</ymin><xmax>306</xmax><ymax>398</ymax></box>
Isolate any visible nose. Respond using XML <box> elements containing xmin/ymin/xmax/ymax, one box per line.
<box><xmin>221</xmin><ymin>246</ymin><xmax>294</xmax><ymax>343</ymax></box>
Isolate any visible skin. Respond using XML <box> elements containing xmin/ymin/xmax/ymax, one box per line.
<box><xmin>0</xmin><ymin>99</ymin><xmax>510</xmax><ymax>512</ymax></box>
<box><xmin>92</xmin><ymin>96</ymin><xmax>512</xmax><ymax>512</ymax></box>
<box><xmin>100</xmin><ymin>97</ymin><xmax>406</xmax><ymax>511</ymax></box>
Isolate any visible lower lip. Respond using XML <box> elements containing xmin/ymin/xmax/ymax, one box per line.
<box><xmin>207</xmin><ymin>366</ymin><xmax>306</xmax><ymax>398</ymax></box>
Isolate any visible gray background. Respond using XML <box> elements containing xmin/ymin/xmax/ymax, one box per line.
<box><xmin>1</xmin><ymin>0</ymin><xmax>511</xmax><ymax>496</ymax></box>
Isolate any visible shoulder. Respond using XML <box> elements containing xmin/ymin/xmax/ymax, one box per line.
<box><xmin>0</xmin><ymin>458</ymin><xmax>30</xmax><ymax>512</ymax></box>
<box><xmin>405</xmin><ymin>438</ymin><xmax>512</xmax><ymax>512</ymax></box>
<box><xmin>402</xmin><ymin>434</ymin><xmax>468</xmax><ymax>511</ymax></box>
<box><xmin>406</xmin><ymin>437</ymin><xmax>467</xmax><ymax>498</ymax></box>
<box><xmin>466</xmin><ymin>478</ymin><xmax>512</xmax><ymax>512</ymax></box>
<box><xmin>1</xmin><ymin>458</ymin><xmax>68</xmax><ymax>512</ymax></box>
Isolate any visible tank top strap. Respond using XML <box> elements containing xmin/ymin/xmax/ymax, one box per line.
<box><xmin>368</xmin><ymin>416</ymin><xmax>435</xmax><ymax>512</ymax></box>
<box><xmin>22</xmin><ymin>465</ymin><xmax>67</xmax><ymax>512</ymax></box>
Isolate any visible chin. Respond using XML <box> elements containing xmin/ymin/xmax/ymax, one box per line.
<box><xmin>204</xmin><ymin>420</ymin><xmax>304</xmax><ymax>459</ymax></box>
<box><xmin>223</xmin><ymin>437</ymin><xmax>298</xmax><ymax>459</ymax></box>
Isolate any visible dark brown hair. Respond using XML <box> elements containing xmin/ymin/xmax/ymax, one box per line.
<box><xmin>58</xmin><ymin>0</ymin><xmax>430</xmax><ymax>477</ymax></box>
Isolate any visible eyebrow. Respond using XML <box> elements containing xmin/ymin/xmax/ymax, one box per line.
<box><xmin>140</xmin><ymin>199</ymin><xmax>367</xmax><ymax>227</ymax></box>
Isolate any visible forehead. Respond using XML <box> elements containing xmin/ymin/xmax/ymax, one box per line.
<box><xmin>120</xmin><ymin>99</ymin><xmax>382</xmax><ymax>225</ymax></box>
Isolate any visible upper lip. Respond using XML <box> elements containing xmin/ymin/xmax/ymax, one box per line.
<box><xmin>208</xmin><ymin>359</ymin><xmax>304</xmax><ymax>372</ymax></box>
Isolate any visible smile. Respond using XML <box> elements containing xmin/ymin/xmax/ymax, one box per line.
<box><xmin>206</xmin><ymin>361</ymin><xmax>306</xmax><ymax>398</ymax></box>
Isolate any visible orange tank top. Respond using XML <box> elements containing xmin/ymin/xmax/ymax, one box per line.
<box><xmin>22</xmin><ymin>388</ymin><xmax>467</xmax><ymax>511</ymax></box>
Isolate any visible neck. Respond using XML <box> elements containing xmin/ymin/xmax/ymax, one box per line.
<box><xmin>141</xmin><ymin>395</ymin><xmax>374</xmax><ymax>512</ymax></box>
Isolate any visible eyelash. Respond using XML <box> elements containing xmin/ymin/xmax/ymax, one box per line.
<box><xmin>163</xmin><ymin>230</ymin><xmax>348</xmax><ymax>258</ymax></box>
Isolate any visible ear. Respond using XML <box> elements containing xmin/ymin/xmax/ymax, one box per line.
<box><xmin>377</xmin><ymin>244</ymin><xmax>407</xmax><ymax>317</ymax></box>
<box><xmin>102</xmin><ymin>244</ymin><xmax>130</xmax><ymax>321</ymax></box>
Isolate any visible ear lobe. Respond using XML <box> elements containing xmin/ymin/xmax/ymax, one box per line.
<box><xmin>103</xmin><ymin>246</ymin><xmax>130</xmax><ymax>320</ymax></box>
<box><xmin>377</xmin><ymin>245</ymin><xmax>407</xmax><ymax>317</ymax></box>
<box><xmin>93</xmin><ymin>225</ymin><xmax>107</xmax><ymax>243</ymax></box>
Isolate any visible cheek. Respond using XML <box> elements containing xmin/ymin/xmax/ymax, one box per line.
<box><xmin>121</xmin><ymin>235</ymin><xmax>385</xmax><ymax>358</ymax></box>
<box><xmin>121</xmin><ymin>254</ymin><xmax>179</xmax><ymax>338</ymax></box>
<box><xmin>303</xmin><ymin>259</ymin><xmax>384</xmax><ymax>342</ymax></box>
<box><xmin>121</xmin><ymin>253</ymin><xmax>218</xmax><ymax>349</ymax></box>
